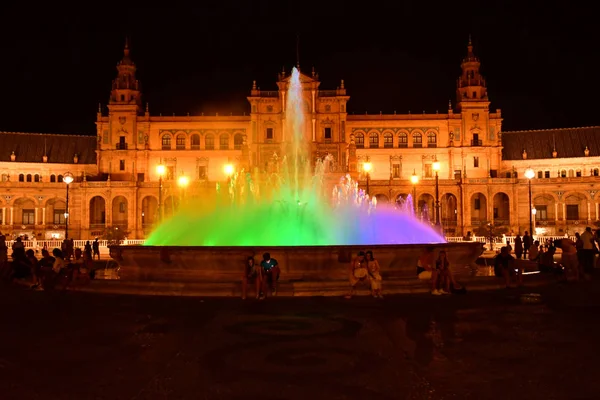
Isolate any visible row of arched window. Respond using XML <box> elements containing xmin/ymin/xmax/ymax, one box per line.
<box><xmin>0</xmin><ymin>174</ymin><xmax>67</xmax><ymax>183</ymax></box>
<box><xmin>354</xmin><ymin>131</ymin><xmax>437</xmax><ymax>149</ymax></box>
<box><xmin>161</xmin><ymin>133</ymin><xmax>244</xmax><ymax>150</ymax></box>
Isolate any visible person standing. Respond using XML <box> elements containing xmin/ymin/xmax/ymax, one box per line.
<box><xmin>580</xmin><ymin>227</ymin><xmax>596</xmax><ymax>279</ymax></box>
<box><xmin>523</xmin><ymin>231</ymin><xmax>532</xmax><ymax>260</ymax></box>
<box><xmin>92</xmin><ymin>238</ymin><xmax>100</xmax><ymax>260</ymax></box>
<box><xmin>514</xmin><ymin>235</ymin><xmax>523</xmax><ymax>259</ymax></box>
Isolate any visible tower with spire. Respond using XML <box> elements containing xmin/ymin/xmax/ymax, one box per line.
<box><xmin>99</xmin><ymin>38</ymin><xmax>144</xmax><ymax>159</ymax></box>
<box><xmin>109</xmin><ymin>38</ymin><xmax>142</xmax><ymax>110</ymax></box>
<box><xmin>456</xmin><ymin>36</ymin><xmax>488</xmax><ymax>108</ymax></box>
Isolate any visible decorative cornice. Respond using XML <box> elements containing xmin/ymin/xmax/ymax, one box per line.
<box><xmin>158</xmin><ymin>129</ymin><xmax>246</xmax><ymax>135</ymax></box>
<box><xmin>351</xmin><ymin>127</ymin><xmax>439</xmax><ymax>133</ymax></box>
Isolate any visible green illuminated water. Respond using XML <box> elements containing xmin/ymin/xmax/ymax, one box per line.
<box><xmin>145</xmin><ymin>68</ymin><xmax>445</xmax><ymax>246</ymax></box>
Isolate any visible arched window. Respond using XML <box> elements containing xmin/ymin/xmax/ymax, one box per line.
<box><xmin>19</xmin><ymin>174</ymin><xmax>24</xmax><ymax>182</ymax></box>
<box><xmin>161</xmin><ymin>134</ymin><xmax>172</xmax><ymax>150</ymax></box>
<box><xmin>383</xmin><ymin>132</ymin><xmax>393</xmax><ymax>148</ymax></box>
<box><xmin>58</xmin><ymin>175</ymin><xmax>64</xmax><ymax>183</ymax></box>
<box><xmin>413</xmin><ymin>132</ymin><xmax>423</xmax><ymax>147</ymax></box>
<box><xmin>191</xmin><ymin>134</ymin><xmax>200</xmax><ymax>150</ymax></box>
<box><xmin>176</xmin><ymin>135</ymin><xmax>186</xmax><ymax>150</ymax></box>
<box><xmin>427</xmin><ymin>132</ymin><xmax>437</xmax><ymax>148</ymax></box>
<box><xmin>219</xmin><ymin>134</ymin><xmax>229</xmax><ymax>149</ymax></box>
<box><xmin>34</xmin><ymin>174</ymin><xmax>40</xmax><ymax>182</ymax></box>
<box><xmin>234</xmin><ymin>134</ymin><xmax>244</xmax><ymax>150</ymax></box>
<box><xmin>398</xmin><ymin>132</ymin><xmax>408</xmax><ymax>147</ymax></box>
<box><xmin>355</xmin><ymin>133</ymin><xmax>364</xmax><ymax>148</ymax></box>
<box><xmin>205</xmin><ymin>134</ymin><xmax>215</xmax><ymax>150</ymax></box>
<box><xmin>368</xmin><ymin>132</ymin><xmax>379</xmax><ymax>148</ymax></box>
<box><xmin>50</xmin><ymin>174</ymin><xmax>56</xmax><ymax>183</ymax></box>
<box><xmin>26</xmin><ymin>174</ymin><xmax>32</xmax><ymax>182</ymax></box>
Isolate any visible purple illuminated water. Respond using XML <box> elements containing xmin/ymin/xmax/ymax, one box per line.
<box><xmin>145</xmin><ymin>68</ymin><xmax>445</xmax><ymax>246</ymax></box>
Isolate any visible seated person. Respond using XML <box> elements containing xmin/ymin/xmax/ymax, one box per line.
<box><xmin>260</xmin><ymin>253</ymin><xmax>280</xmax><ymax>296</ymax></box>
<box><xmin>242</xmin><ymin>256</ymin><xmax>262</xmax><ymax>300</ymax></box>
<box><xmin>539</xmin><ymin>246</ymin><xmax>565</xmax><ymax>280</ymax></box>
<box><xmin>554</xmin><ymin>238</ymin><xmax>579</xmax><ymax>281</ymax></box>
<box><xmin>436</xmin><ymin>250</ymin><xmax>462</xmax><ymax>294</ymax></box>
<box><xmin>345</xmin><ymin>251</ymin><xmax>370</xmax><ymax>299</ymax></box>
<box><xmin>528</xmin><ymin>240</ymin><xmax>541</xmax><ymax>262</ymax></box>
<box><xmin>495</xmin><ymin>246</ymin><xmax>519</xmax><ymax>287</ymax></box>
<box><xmin>417</xmin><ymin>247</ymin><xmax>441</xmax><ymax>295</ymax></box>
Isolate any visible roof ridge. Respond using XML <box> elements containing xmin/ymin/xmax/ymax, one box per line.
<box><xmin>502</xmin><ymin>126</ymin><xmax>600</xmax><ymax>134</ymax></box>
<box><xmin>0</xmin><ymin>131</ymin><xmax>96</xmax><ymax>138</ymax></box>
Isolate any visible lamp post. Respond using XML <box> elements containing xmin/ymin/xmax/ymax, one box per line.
<box><xmin>63</xmin><ymin>172</ymin><xmax>74</xmax><ymax>240</ymax></box>
<box><xmin>433</xmin><ymin>160</ymin><xmax>441</xmax><ymax>228</ymax></box>
<box><xmin>524</xmin><ymin>167</ymin><xmax>535</xmax><ymax>237</ymax></box>
<box><xmin>363</xmin><ymin>161</ymin><xmax>373</xmax><ymax>196</ymax></box>
<box><xmin>156</xmin><ymin>164</ymin><xmax>166</xmax><ymax>222</ymax></box>
<box><xmin>410</xmin><ymin>169</ymin><xmax>419</xmax><ymax>215</ymax></box>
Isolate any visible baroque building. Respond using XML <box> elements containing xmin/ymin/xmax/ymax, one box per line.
<box><xmin>1</xmin><ymin>39</ymin><xmax>599</xmax><ymax>240</ymax></box>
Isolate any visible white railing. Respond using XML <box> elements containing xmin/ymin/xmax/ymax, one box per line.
<box><xmin>4</xmin><ymin>236</ymin><xmax>576</xmax><ymax>251</ymax></box>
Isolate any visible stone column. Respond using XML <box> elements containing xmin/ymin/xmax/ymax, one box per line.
<box><xmin>588</xmin><ymin>201</ymin><xmax>592</xmax><ymax>222</ymax></box>
<box><xmin>9</xmin><ymin>207</ymin><xmax>13</xmax><ymax>225</ymax></box>
<box><xmin>42</xmin><ymin>208</ymin><xmax>46</xmax><ymax>226</ymax></box>
<box><xmin>554</xmin><ymin>203</ymin><xmax>559</xmax><ymax>223</ymax></box>
<box><xmin>1</xmin><ymin>207</ymin><xmax>5</xmax><ymax>225</ymax></box>
<box><xmin>34</xmin><ymin>207</ymin><xmax>38</xmax><ymax>225</ymax></box>
<box><xmin>312</xmin><ymin>118</ymin><xmax>316</xmax><ymax>142</ymax></box>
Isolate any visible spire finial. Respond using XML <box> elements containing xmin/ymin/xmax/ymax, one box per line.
<box><xmin>468</xmin><ymin>34</ymin><xmax>472</xmax><ymax>46</ymax></box>
<box><xmin>145</xmin><ymin>102</ymin><xmax>149</xmax><ymax>113</ymax></box>
<box><xmin>252</xmin><ymin>80</ymin><xmax>257</xmax><ymax>90</ymax></box>
<box><xmin>124</xmin><ymin>36</ymin><xmax>130</xmax><ymax>57</ymax></box>
<box><xmin>98</xmin><ymin>103</ymin><xmax>101</xmax><ymax>113</ymax></box>
<box><xmin>448</xmin><ymin>99</ymin><xmax>452</xmax><ymax>109</ymax></box>
<box><xmin>296</xmin><ymin>33</ymin><xmax>300</xmax><ymax>70</ymax></box>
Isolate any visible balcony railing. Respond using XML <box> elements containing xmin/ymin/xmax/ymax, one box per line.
<box><xmin>116</xmin><ymin>143</ymin><xmax>128</xmax><ymax>150</ymax></box>
<box><xmin>471</xmin><ymin>139</ymin><xmax>482</xmax><ymax>146</ymax></box>
<box><xmin>318</xmin><ymin>90</ymin><xmax>338</xmax><ymax>97</ymax></box>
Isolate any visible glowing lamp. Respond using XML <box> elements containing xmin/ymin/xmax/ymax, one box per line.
<box><xmin>410</xmin><ymin>172</ymin><xmax>419</xmax><ymax>185</ymax></box>
<box><xmin>156</xmin><ymin>164</ymin><xmax>166</xmax><ymax>176</ymax></box>
<box><xmin>63</xmin><ymin>172</ymin><xmax>74</xmax><ymax>185</ymax></box>
<box><xmin>363</xmin><ymin>162</ymin><xmax>373</xmax><ymax>173</ymax></box>
<box><xmin>524</xmin><ymin>168</ymin><xmax>535</xmax><ymax>180</ymax></box>
<box><xmin>178</xmin><ymin>175</ymin><xmax>189</xmax><ymax>187</ymax></box>
<box><xmin>532</xmin><ymin>208</ymin><xmax>537</xmax><ymax>215</ymax></box>
<box><xmin>224</xmin><ymin>164</ymin><xmax>235</xmax><ymax>176</ymax></box>
<box><xmin>432</xmin><ymin>161</ymin><xmax>441</xmax><ymax>172</ymax></box>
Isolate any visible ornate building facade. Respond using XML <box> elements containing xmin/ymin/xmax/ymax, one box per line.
<box><xmin>1</xmin><ymin>40</ymin><xmax>599</xmax><ymax>240</ymax></box>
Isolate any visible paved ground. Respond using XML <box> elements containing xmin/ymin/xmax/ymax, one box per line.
<box><xmin>1</xmin><ymin>280</ymin><xmax>600</xmax><ymax>399</ymax></box>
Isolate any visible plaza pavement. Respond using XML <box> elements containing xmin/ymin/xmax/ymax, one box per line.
<box><xmin>1</xmin><ymin>278</ymin><xmax>600</xmax><ymax>399</ymax></box>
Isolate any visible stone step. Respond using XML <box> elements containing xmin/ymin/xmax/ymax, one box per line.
<box><xmin>73</xmin><ymin>274</ymin><xmax>553</xmax><ymax>297</ymax></box>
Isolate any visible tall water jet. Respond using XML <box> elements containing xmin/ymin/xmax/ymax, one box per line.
<box><xmin>145</xmin><ymin>67</ymin><xmax>446</xmax><ymax>246</ymax></box>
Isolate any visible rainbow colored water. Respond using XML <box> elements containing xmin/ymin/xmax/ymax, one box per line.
<box><xmin>145</xmin><ymin>68</ymin><xmax>445</xmax><ymax>246</ymax></box>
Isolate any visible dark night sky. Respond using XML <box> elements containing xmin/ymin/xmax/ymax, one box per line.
<box><xmin>0</xmin><ymin>2</ymin><xmax>597</xmax><ymax>135</ymax></box>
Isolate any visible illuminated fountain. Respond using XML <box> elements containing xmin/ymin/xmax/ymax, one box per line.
<box><xmin>113</xmin><ymin>68</ymin><xmax>483</xmax><ymax>284</ymax></box>
<box><xmin>145</xmin><ymin>68</ymin><xmax>443</xmax><ymax>246</ymax></box>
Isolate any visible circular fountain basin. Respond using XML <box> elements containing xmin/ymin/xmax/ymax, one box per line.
<box><xmin>110</xmin><ymin>242</ymin><xmax>484</xmax><ymax>283</ymax></box>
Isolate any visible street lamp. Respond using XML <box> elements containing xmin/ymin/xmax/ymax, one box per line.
<box><xmin>524</xmin><ymin>167</ymin><xmax>535</xmax><ymax>237</ymax></box>
<box><xmin>63</xmin><ymin>172</ymin><xmax>74</xmax><ymax>240</ymax></box>
<box><xmin>223</xmin><ymin>163</ymin><xmax>235</xmax><ymax>177</ymax></box>
<box><xmin>363</xmin><ymin>161</ymin><xmax>373</xmax><ymax>196</ymax></box>
<box><xmin>410</xmin><ymin>169</ymin><xmax>419</xmax><ymax>214</ymax></box>
<box><xmin>178</xmin><ymin>175</ymin><xmax>189</xmax><ymax>203</ymax></box>
<box><xmin>156</xmin><ymin>164</ymin><xmax>166</xmax><ymax>222</ymax></box>
<box><xmin>433</xmin><ymin>160</ymin><xmax>441</xmax><ymax>228</ymax></box>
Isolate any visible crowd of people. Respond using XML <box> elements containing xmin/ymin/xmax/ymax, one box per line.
<box><xmin>0</xmin><ymin>234</ymin><xmax>100</xmax><ymax>290</ymax></box>
<box><xmin>494</xmin><ymin>227</ymin><xmax>600</xmax><ymax>287</ymax></box>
